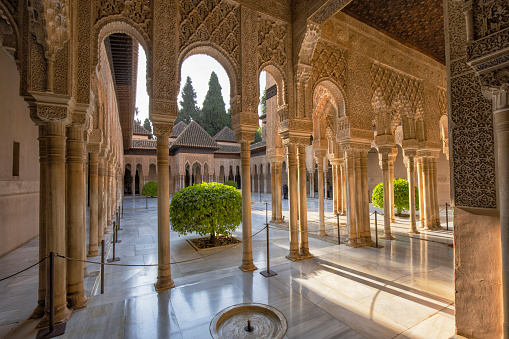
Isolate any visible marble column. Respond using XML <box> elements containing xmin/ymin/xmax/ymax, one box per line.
<box><xmin>431</xmin><ymin>156</ymin><xmax>441</xmax><ymax>228</ymax></box>
<box><xmin>389</xmin><ymin>150</ymin><xmax>397</xmax><ymax>222</ymax></box>
<box><xmin>422</xmin><ymin>156</ymin><xmax>433</xmax><ymax>230</ymax></box>
<box><xmin>106</xmin><ymin>160</ymin><xmax>112</xmax><ymax>227</ymax></box>
<box><xmin>239</xmin><ymin>142</ymin><xmax>257</xmax><ymax>270</ymax></box>
<box><xmin>493</xmin><ymin>95</ymin><xmax>509</xmax><ymax>338</ymax></box>
<box><xmin>417</xmin><ymin>158</ymin><xmax>425</xmax><ymax>227</ymax></box>
<box><xmin>335</xmin><ymin>164</ymin><xmax>341</xmax><ymax>215</ymax></box>
<box><xmin>102</xmin><ymin>156</ymin><xmax>109</xmax><ymax>234</ymax></box>
<box><xmin>315</xmin><ymin>153</ymin><xmax>327</xmax><ymax>236</ymax></box>
<box><xmin>345</xmin><ymin>149</ymin><xmax>359</xmax><ymax>245</ymax></box>
<box><xmin>341</xmin><ymin>163</ymin><xmax>346</xmax><ymax>215</ymax></box>
<box><xmin>31</xmin><ymin>125</ymin><xmax>47</xmax><ymax>318</ymax></box>
<box><xmin>154</xmin><ymin>127</ymin><xmax>174</xmax><ymax>291</ymax></box>
<box><xmin>274</xmin><ymin>161</ymin><xmax>283</xmax><ymax>223</ymax></box>
<box><xmin>332</xmin><ymin>164</ymin><xmax>338</xmax><ymax>215</ymax></box>
<box><xmin>298</xmin><ymin>146</ymin><xmax>312</xmax><ymax>258</ymax></box>
<box><xmin>354</xmin><ymin>151</ymin><xmax>363</xmax><ymax>244</ymax></box>
<box><xmin>379</xmin><ymin>149</ymin><xmax>394</xmax><ymax>240</ymax></box>
<box><xmin>88</xmin><ymin>152</ymin><xmax>99</xmax><ymax>256</ymax></box>
<box><xmin>286</xmin><ymin>144</ymin><xmax>301</xmax><ymax>260</ymax></box>
<box><xmin>65</xmin><ymin>125</ymin><xmax>88</xmax><ymax>309</ymax></box>
<box><xmin>39</xmin><ymin>121</ymin><xmax>71</xmax><ymax>326</ymax></box>
<box><xmin>404</xmin><ymin>150</ymin><xmax>419</xmax><ymax>234</ymax></box>
<box><xmin>98</xmin><ymin>155</ymin><xmax>105</xmax><ymax>243</ymax></box>
<box><xmin>132</xmin><ymin>170</ymin><xmax>135</xmax><ymax>196</ymax></box>
<box><xmin>359</xmin><ymin>151</ymin><xmax>371</xmax><ymax>243</ymax></box>
<box><xmin>270</xmin><ymin>162</ymin><xmax>277</xmax><ymax>223</ymax></box>
<box><xmin>309</xmin><ymin>172</ymin><xmax>315</xmax><ymax>199</ymax></box>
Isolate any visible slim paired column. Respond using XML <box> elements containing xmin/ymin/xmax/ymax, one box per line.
<box><xmin>309</xmin><ymin>172</ymin><xmax>315</xmax><ymax>199</ymax></box>
<box><xmin>354</xmin><ymin>152</ymin><xmax>363</xmax><ymax>243</ymax></box>
<box><xmin>417</xmin><ymin>158</ymin><xmax>425</xmax><ymax>227</ymax></box>
<box><xmin>98</xmin><ymin>155</ymin><xmax>105</xmax><ymax>243</ymax></box>
<box><xmin>360</xmin><ymin>151</ymin><xmax>372</xmax><ymax>243</ymax></box>
<box><xmin>345</xmin><ymin>149</ymin><xmax>360</xmax><ymax>245</ymax></box>
<box><xmin>31</xmin><ymin>125</ymin><xmax>47</xmax><ymax>318</ymax></box>
<box><xmin>39</xmin><ymin>121</ymin><xmax>71</xmax><ymax>327</ymax></box>
<box><xmin>154</xmin><ymin>127</ymin><xmax>174</xmax><ymax>290</ymax></box>
<box><xmin>239</xmin><ymin>142</ymin><xmax>257</xmax><ymax>271</ymax></box>
<box><xmin>270</xmin><ymin>162</ymin><xmax>277</xmax><ymax>222</ymax></box>
<box><xmin>316</xmin><ymin>155</ymin><xmax>326</xmax><ymax>236</ymax></box>
<box><xmin>286</xmin><ymin>144</ymin><xmax>301</xmax><ymax>260</ymax></box>
<box><xmin>389</xmin><ymin>151</ymin><xmax>396</xmax><ymax>222</ymax></box>
<box><xmin>431</xmin><ymin>156</ymin><xmax>441</xmax><ymax>228</ymax></box>
<box><xmin>404</xmin><ymin>150</ymin><xmax>419</xmax><ymax>234</ymax></box>
<box><xmin>274</xmin><ymin>162</ymin><xmax>283</xmax><ymax>223</ymax></box>
<box><xmin>298</xmin><ymin>146</ymin><xmax>312</xmax><ymax>258</ymax></box>
<box><xmin>106</xmin><ymin>160</ymin><xmax>112</xmax><ymax>227</ymax></box>
<box><xmin>88</xmin><ymin>153</ymin><xmax>99</xmax><ymax>256</ymax></box>
<box><xmin>65</xmin><ymin>126</ymin><xmax>88</xmax><ymax>309</ymax></box>
<box><xmin>379</xmin><ymin>149</ymin><xmax>394</xmax><ymax>240</ymax></box>
<box><xmin>341</xmin><ymin>164</ymin><xmax>346</xmax><ymax>214</ymax></box>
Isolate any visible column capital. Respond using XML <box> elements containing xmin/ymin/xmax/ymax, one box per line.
<box><xmin>153</xmin><ymin>122</ymin><xmax>173</xmax><ymax>139</ymax></box>
<box><xmin>31</xmin><ymin>94</ymin><xmax>75</xmax><ymax>126</ymax></box>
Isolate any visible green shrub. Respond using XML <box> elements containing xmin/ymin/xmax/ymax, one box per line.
<box><xmin>224</xmin><ymin>180</ymin><xmax>238</xmax><ymax>189</ymax></box>
<box><xmin>372</xmin><ymin>178</ymin><xmax>419</xmax><ymax>215</ymax></box>
<box><xmin>141</xmin><ymin>181</ymin><xmax>157</xmax><ymax>197</ymax></box>
<box><xmin>170</xmin><ymin>182</ymin><xmax>242</xmax><ymax>241</ymax></box>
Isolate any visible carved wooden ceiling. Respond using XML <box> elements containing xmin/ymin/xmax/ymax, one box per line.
<box><xmin>341</xmin><ymin>0</ymin><xmax>445</xmax><ymax>64</ymax></box>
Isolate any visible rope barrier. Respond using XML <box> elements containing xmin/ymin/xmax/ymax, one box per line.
<box><xmin>0</xmin><ymin>255</ymin><xmax>49</xmax><ymax>282</ymax></box>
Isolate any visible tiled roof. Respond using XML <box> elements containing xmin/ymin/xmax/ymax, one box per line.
<box><xmin>213</xmin><ymin>126</ymin><xmax>237</xmax><ymax>142</ymax></box>
<box><xmin>215</xmin><ymin>144</ymin><xmax>241</xmax><ymax>154</ymax></box>
<box><xmin>250</xmin><ymin>140</ymin><xmax>266</xmax><ymax>150</ymax></box>
<box><xmin>133</xmin><ymin>122</ymin><xmax>151</xmax><ymax>135</ymax></box>
<box><xmin>131</xmin><ymin>139</ymin><xmax>157</xmax><ymax>149</ymax></box>
<box><xmin>170</xmin><ymin>121</ymin><xmax>220</xmax><ymax>151</ymax></box>
<box><xmin>171</xmin><ymin>121</ymin><xmax>187</xmax><ymax>137</ymax></box>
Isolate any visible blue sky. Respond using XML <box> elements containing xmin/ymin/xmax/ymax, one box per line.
<box><xmin>135</xmin><ymin>46</ymin><xmax>265</xmax><ymax>125</ymax></box>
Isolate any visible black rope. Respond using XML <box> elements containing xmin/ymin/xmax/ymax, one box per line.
<box><xmin>0</xmin><ymin>255</ymin><xmax>49</xmax><ymax>282</ymax></box>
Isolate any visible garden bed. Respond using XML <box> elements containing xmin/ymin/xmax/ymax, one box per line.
<box><xmin>187</xmin><ymin>235</ymin><xmax>241</xmax><ymax>250</ymax></box>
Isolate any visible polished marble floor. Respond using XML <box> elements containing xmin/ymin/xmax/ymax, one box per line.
<box><xmin>0</xmin><ymin>194</ymin><xmax>454</xmax><ymax>338</ymax></box>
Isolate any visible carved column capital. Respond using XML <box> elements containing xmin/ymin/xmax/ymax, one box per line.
<box><xmin>152</xmin><ymin>122</ymin><xmax>173</xmax><ymax>138</ymax></box>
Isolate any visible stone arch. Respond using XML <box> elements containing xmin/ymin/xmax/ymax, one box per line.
<box><xmin>259</xmin><ymin>63</ymin><xmax>287</xmax><ymax>107</ymax></box>
<box><xmin>178</xmin><ymin>43</ymin><xmax>239</xmax><ymax>103</ymax></box>
<box><xmin>0</xmin><ymin>2</ymin><xmax>20</xmax><ymax>57</ymax></box>
<box><xmin>312</xmin><ymin>80</ymin><xmax>346</xmax><ymax>144</ymax></box>
<box><xmin>148</xmin><ymin>163</ymin><xmax>157</xmax><ymax>182</ymax></box>
<box><xmin>313</xmin><ymin>79</ymin><xmax>346</xmax><ymax>118</ymax></box>
<box><xmin>439</xmin><ymin>114</ymin><xmax>449</xmax><ymax>159</ymax></box>
<box><xmin>93</xmin><ymin>19</ymin><xmax>152</xmax><ymax>86</ymax></box>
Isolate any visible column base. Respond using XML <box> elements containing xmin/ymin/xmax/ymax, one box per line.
<box><xmin>67</xmin><ymin>291</ymin><xmax>88</xmax><ymax>310</ymax></box>
<box><xmin>300</xmin><ymin>248</ymin><xmax>314</xmax><ymax>259</ymax></box>
<box><xmin>319</xmin><ymin>230</ymin><xmax>328</xmax><ymax>236</ymax></box>
<box><xmin>285</xmin><ymin>251</ymin><xmax>303</xmax><ymax>261</ymax></box>
<box><xmin>364</xmin><ymin>237</ymin><xmax>375</xmax><ymax>245</ymax></box>
<box><xmin>154</xmin><ymin>276</ymin><xmax>175</xmax><ymax>291</ymax></box>
<box><xmin>29</xmin><ymin>301</ymin><xmax>45</xmax><ymax>319</ymax></box>
<box><xmin>87</xmin><ymin>249</ymin><xmax>99</xmax><ymax>257</ymax></box>
<box><xmin>381</xmin><ymin>233</ymin><xmax>395</xmax><ymax>240</ymax></box>
<box><xmin>239</xmin><ymin>261</ymin><xmax>257</xmax><ymax>272</ymax></box>
<box><xmin>433</xmin><ymin>223</ymin><xmax>443</xmax><ymax>230</ymax></box>
<box><xmin>36</xmin><ymin>304</ymin><xmax>71</xmax><ymax>329</ymax></box>
<box><xmin>347</xmin><ymin>238</ymin><xmax>362</xmax><ymax>248</ymax></box>
<box><xmin>407</xmin><ymin>228</ymin><xmax>420</xmax><ymax>234</ymax></box>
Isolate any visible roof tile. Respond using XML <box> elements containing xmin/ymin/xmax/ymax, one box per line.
<box><xmin>170</xmin><ymin>121</ymin><xmax>220</xmax><ymax>151</ymax></box>
<box><xmin>213</xmin><ymin>126</ymin><xmax>237</xmax><ymax>142</ymax></box>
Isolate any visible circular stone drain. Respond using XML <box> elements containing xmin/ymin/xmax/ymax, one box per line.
<box><xmin>209</xmin><ymin>303</ymin><xmax>287</xmax><ymax>339</ymax></box>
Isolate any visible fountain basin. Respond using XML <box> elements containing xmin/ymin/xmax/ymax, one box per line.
<box><xmin>210</xmin><ymin>303</ymin><xmax>287</xmax><ymax>339</ymax></box>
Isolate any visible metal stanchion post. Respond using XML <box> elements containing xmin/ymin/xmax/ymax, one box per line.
<box><xmin>115</xmin><ymin>219</ymin><xmax>121</xmax><ymax>243</ymax></box>
<box><xmin>371</xmin><ymin>211</ymin><xmax>384</xmax><ymax>249</ymax></box>
<box><xmin>337</xmin><ymin>213</ymin><xmax>340</xmax><ymax>245</ymax></box>
<box><xmin>101</xmin><ymin>240</ymin><xmax>105</xmax><ymax>294</ymax></box>
<box><xmin>108</xmin><ymin>223</ymin><xmax>120</xmax><ymax>262</ymax></box>
<box><xmin>117</xmin><ymin>211</ymin><xmax>123</xmax><ymax>230</ymax></box>
<box><xmin>445</xmin><ymin>202</ymin><xmax>449</xmax><ymax>231</ymax></box>
<box><xmin>261</xmin><ymin>202</ymin><xmax>277</xmax><ymax>278</ymax></box>
<box><xmin>36</xmin><ymin>252</ymin><xmax>66</xmax><ymax>339</ymax></box>
<box><xmin>121</xmin><ymin>198</ymin><xmax>124</xmax><ymax>218</ymax></box>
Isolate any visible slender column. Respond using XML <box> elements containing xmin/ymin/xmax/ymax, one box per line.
<box><xmin>82</xmin><ymin>151</ymin><xmax>88</xmax><ymax>277</ymax></box>
<box><xmin>98</xmin><ymin>155</ymin><xmax>105</xmax><ymax>243</ymax></box>
<box><xmin>309</xmin><ymin>172</ymin><xmax>314</xmax><ymax>199</ymax></box>
<box><xmin>31</xmin><ymin>126</ymin><xmax>47</xmax><ymax>318</ymax></box>
<box><xmin>341</xmin><ymin>164</ymin><xmax>346</xmax><ymax>214</ymax></box>
<box><xmin>360</xmin><ymin>151</ymin><xmax>372</xmax><ymax>243</ymax></box>
<box><xmin>422</xmin><ymin>156</ymin><xmax>432</xmax><ymax>230</ymax></box>
<box><xmin>335</xmin><ymin>164</ymin><xmax>340</xmax><ymax>214</ymax></box>
<box><xmin>354</xmin><ymin>151</ymin><xmax>363</xmax><ymax>243</ymax></box>
<box><xmin>106</xmin><ymin>160</ymin><xmax>112</xmax><ymax>226</ymax></box>
<box><xmin>389</xmin><ymin>152</ymin><xmax>396</xmax><ymax>222</ymax></box>
<box><xmin>286</xmin><ymin>144</ymin><xmax>301</xmax><ymax>260</ymax></box>
<box><xmin>270</xmin><ymin>162</ymin><xmax>277</xmax><ymax>222</ymax></box>
<box><xmin>88</xmin><ymin>152</ymin><xmax>99</xmax><ymax>256</ymax></box>
<box><xmin>154</xmin><ymin>127</ymin><xmax>174</xmax><ymax>290</ymax></box>
<box><xmin>345</xmin><ymin>149</ymin><xmax>359</xmax><ymax>245</ymax></box>
<box><xmin>417</xmin><ymin>158</ymin><xmax>425</xmax><ymax>227</ymax></box>
<box><xmin>102</xmin><ymin>157</ymin><xmax>109</xmax><ymax>234</ymax></box>
<box><xmin>65</xmin><ymin>126</ymin><xmax>88</xmax><ymax>309</ymax></box>
<box><xmin>332</xmin><ymin>164</ymin><xmax>338</xmax><ymax>215</ymax></box>
<box><xmin>132</xmin><ymin>170</ymin><xmax>135</xmax><ymax>196</ymax></box>
<box><xmin>39</xmin><ymin>121</ymin><xmax>71</xmax><ymax>326</ymax></box>
<box><xmin>493</xmin><ymin>100</ymin><xmax>509</xmax><ymax>338</ymax></box>
<box><xmin>404</xmin><ymin>151</ymin><xmax>419</xmax><ymax>233</ymax></box>
<box><xmin>431</xmin><ymin>156</ymin><xmax>441</xmax><ymax>228</ymax></box>
<box><xmin>240</xmin><ymin>142</ymin><xmax>257</xmax><ymax>270</ymax></box>
<box><xmin>275</xmin><ymin>162</ymin><xmax>283</xmax><ymax>223</ymax></box>
<box><xmin>298</xmin><ymin>146</ymin><xmax>312</xmax><ymax>258</ymax></box>
<box><xmin>316</xmin><ymin>155</ymin><xmax>326</xmax><ymax>236</ymax></box>
<box><xmin>379</xmin><ymin>149</ymin><xmax>394</xmax><ymax>240</ymax></box>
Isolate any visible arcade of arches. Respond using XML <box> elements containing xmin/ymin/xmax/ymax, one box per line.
<box><xmin>0</xmin><ymin>0</ymin><xmax>508</xmax><ymax>338</ymax></box>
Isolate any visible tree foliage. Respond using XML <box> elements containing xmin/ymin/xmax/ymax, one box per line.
<box><xmin>200</xmin><ymin>72</ymin><xmax>230</xmax><ymax>136</ymax></box>
<box><xmin>224</xmin><ymin>180</ymin><xmax>238</xmax><ymax>189</ymax></box>
<box><xmin>260</xmin><ymin>89</ymin><xmax>266</xmax><ymax>116</ymax></box>
<box><xmin>141</xmin><ymin>181</ymin><xmax>157</xmax><ymax>197</ymax></box>
<box><xmin>176</xmin><ymin>76</ymin><xmax>201</xmax><ymax>125</ymax></box>
<box><xmin>372</xmin><ymin>178</ymin><xmax>419</xmax><ymax>215</ymax></box>
<box><xmin>252</xmin><ymin>126</ymin><xmax>262</xmax><ymax>144</ymax></box>
<box><xmin>143</xmin><ymin>118</ymin><xmax>152</xmax><ymax>139</ymax></box>
<box><xmin>170</xmin><ymin>182</ymin><xmax>242</xmax><ymax>240</ymax></box>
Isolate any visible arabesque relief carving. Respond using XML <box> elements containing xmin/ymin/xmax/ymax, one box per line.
<box><xmin>310</xmin><ymin>41</ymin><xmax>346</xmax><ymax>89</ymax></box>
<box><xmin>257</xmin><ymin>17</ymin><xmax>287</xmax><ymax>70</ymax></box>
<box><xmin>96</xmin><ymin>0</ymin><xmax>152</xmax><ymax>36</ymax></box>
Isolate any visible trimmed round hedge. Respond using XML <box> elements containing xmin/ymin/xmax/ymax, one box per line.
<box><xmin>169</xmin><ymin>182</ymin><xmax>242</xmax><ymax>240</ymax></box>
<box><xmin>372</xmin><ymin>178</ymin><xmax>419</xmax><ymax>215</ymax></box>
<box><xmin>224</xmin><ymin>180</ymin><xmax>238</xmax><ymax>189</ymax></box>
<box><xmin>141</xmin><ymin>181</ymin><xmax>157</xmax><ymax>197</ymax></box>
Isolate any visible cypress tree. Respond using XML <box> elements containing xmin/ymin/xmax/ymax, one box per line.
<box><xmin>176</xmin><ymin>76</ymin><xmax>200</xmax><ymax>124</ymax></box>
<box><xmin>200</xmin><ymin>72</ymin><xmax>230</xmax><ymax>136</ymax></box>
<box><xmin>143</xmin><ymin>118</ymin><xmax>152</xmax><ymax>139</ymax></box>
